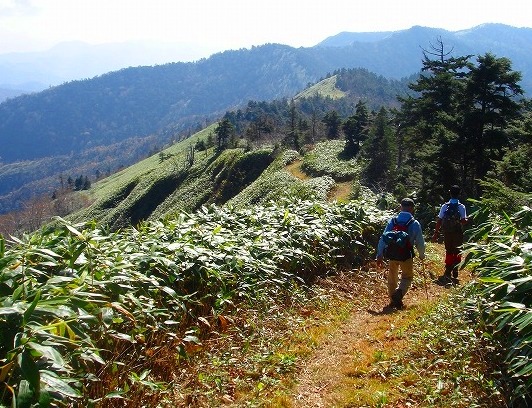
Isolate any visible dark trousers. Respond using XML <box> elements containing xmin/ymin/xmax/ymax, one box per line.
<box><xmin>444</xmin><ymin>230</ymin><xmax>463</xmax><ymax>278</ymax></box>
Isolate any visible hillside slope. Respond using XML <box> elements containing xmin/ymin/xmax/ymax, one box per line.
<box><xmin>0</xmin><ymin>137</ymin><xmax>528</xmax><ymax>407</ymax></box>
<box><xmin>0</xmin><ymin>66</ymin><xmax>404</xmax><ymax>215</ymax></box>
<box><xmin>68</xmin><ymin>129</ymin><xmax>362</xmax><ymax>230</ymax></box>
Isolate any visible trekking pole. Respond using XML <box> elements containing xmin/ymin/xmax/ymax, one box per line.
<box><xmin>421</xmin><ymin>260</ymin><xmax>429</xmax><ymax>300</ymax></box>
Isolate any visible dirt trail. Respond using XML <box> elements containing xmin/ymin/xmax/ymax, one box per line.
<box><xmin>291</xmin><ymin>260</ymin><xmax>453</xmax><ymax>407</ymax></box>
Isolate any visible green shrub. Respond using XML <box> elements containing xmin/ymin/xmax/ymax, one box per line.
<box><xmin>0</xmin><ymin>199</ymin><xmax>381</xmax><ymax>405</ymax></box>
<box><xmin>301</xmin><ymin>140</ymin><xmax>361</xmax><ymax>181</ymax></box>
<box><xmin>463</xmin><ymin>199</ymin><xmax>532</xmax><ymax>406</ymax></box>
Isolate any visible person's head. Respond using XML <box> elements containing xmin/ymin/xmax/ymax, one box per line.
<box><xmin>449</xmin><ymin>185</ymin><xmax>461</xmax><ymax>198</ymax></box>
<box><xmin>400</xmin><ymin>197</ymin><xmax>415</xmax><ymax>213</ymax></box>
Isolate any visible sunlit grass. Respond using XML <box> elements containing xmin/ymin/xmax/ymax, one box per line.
<box><xmin>88</xmin><ymin>125</ymin><xmax>215</xmax><ymax>201</ymax></box>
<box><xmin>294</xmin><ymin>75</ymin><xmax>346</xmax><ymax>100</ymax></box>
<box><xmin>285</xmin><ymin>159</ymin><xmax>310</xmax><ymax>180</ymax></box>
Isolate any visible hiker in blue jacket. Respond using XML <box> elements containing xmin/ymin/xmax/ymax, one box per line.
<box><xmin>432</xmin><ymin>185</ymin><xmax>468</xmax><ymax>285</ymax></box>
<box><xmin>376</xmin><ymin>198</ymin><xmax>426</xmax><ymax>310</ymax></box>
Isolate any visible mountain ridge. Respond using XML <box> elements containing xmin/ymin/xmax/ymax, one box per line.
<box><xmin>2</xmin><ymin>23</ymin><xmax>531</xmax><ymax>97</ymax></box>
<box><xmin>0</xmin><ymin>23</ymin><xmax>530</xmax><ymax>214</ymax></box>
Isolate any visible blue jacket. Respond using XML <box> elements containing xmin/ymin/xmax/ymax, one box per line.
<box><xmin>376</xmin><ymin>211</ymin><xmax>426</xmax><ymax>259</ymax></box>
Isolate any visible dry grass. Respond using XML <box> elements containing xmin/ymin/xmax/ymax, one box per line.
<box><xmin>285</xmin><ymin>159</ymin><xmax>354</xmax><ymax>202</ymax></box>
<box><xmin>328</xmin><ymin>181</ymin><xmax>353</xmax><ymax>202</ymax></box>
<box><xmin>289</xmin><ymin>259</ymin><xmax>450</xmax><ymax>408</ymax></box>
<box><xmin>285</xmin><ymin>159</ymin><xmax>310</xmax><ymax>180</ymax></box>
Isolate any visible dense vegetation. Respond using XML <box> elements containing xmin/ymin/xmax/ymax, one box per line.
<box><xmin>0</xmin><ymin>192</ymin><xmax>530</xmax><ymax>406</ymax></box>
<box><xmin>463</xmin><ymin>201</ymin><xmax>532</xmax><ymax>406</ymax></box>
<box><xmin>0</xmin><ymin>65</ymin><xmax>408</xmax><ymax>214</ymax></box>
<box><xmin>213</xmin><ymin>49</ymin><xmax>530</xmax><ymax>218</ymax></box>
<box><xmin>0</xmin><ymin>198</ymin><xmax>382</xmax><ymax>407</ymax></box>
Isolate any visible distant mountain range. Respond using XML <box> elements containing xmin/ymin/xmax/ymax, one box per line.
<box><xmin>0</xmin><ymin>40</ymin><xmax>211</xmax><ymax>94</ymax></box>
<box><xmin>0</xmin><ymin>23</ymin><xmax>531</xmax><ymax>213</ymax></box>
<box><xmin>1</xmin><ymin>23</ymin><xmax>531</xmax><ymax>99</ymax></box>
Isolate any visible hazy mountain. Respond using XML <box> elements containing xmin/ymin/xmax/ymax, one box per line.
<box><xmin>2</xmin><ymin>23</ymin><xmax>531</xmax><ymax>94</ymax></box>
<box><xmin>318</xmin><ymin>30</ymin><xmax>394</xmax><ymax>46</ymax></box>
<box><xmin>0</xmin><ymin>40</ymin><xmax>212</xmax><ymax>92</ymax></box>
<box><xmin>0</xmin><ymin>23</ymin><xmax>531</xmax><ymax>214</ymax></box>
<box><xmin>0</xmin><ymin>43</ymin><xmax>330</xmax><ymax>163</ymax></box>
<box><xmin>0</xmin><ymin>87</ymin><xmax>28</xmax><ymax>103</ymax></box>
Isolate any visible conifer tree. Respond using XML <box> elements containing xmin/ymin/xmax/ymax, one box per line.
<box><xmin>395</xmin><ymin>40</ymin><xmax>524</xmax><ymax>201</ymax></box>
<box><xmin>215</xmin><ymin>118</ymin><xmax>234</xmax><ymax>152</ymax></box>
<box><xmin>322</xmin><ymin>110</ymin><xmax>342</xmax><ymax>139</ymax></box>
<box><xmin>343</xmin><ymin>100</ymin><xmax>369</xmax><ymax>157</ymax></box>
<box><xmin>461</xmin><ymin>53</ymin><xmax>523</xmax><ymax>195</ymax></box>
<box><xmin>362</xmin><ymin>107</ymin><xmax>395</xmax><ymax>189</ymax></box>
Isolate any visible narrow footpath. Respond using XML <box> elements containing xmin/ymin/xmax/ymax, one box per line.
<box><xmin>291</xmin><ymin>248</ymin><xmax>456</xmax><ymax>407</ymax></box>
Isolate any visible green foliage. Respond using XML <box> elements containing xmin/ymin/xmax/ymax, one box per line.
<box><xmin>322</xmin><ymin>110</ymin><xmax>342</xmax><ymax>139</ymax></box>
<box><xmin>488</xmin><ymin>143</ymin><xmax>532</xmax><ymax>193</ymax></box>
<box><xmin>0</xmin><ymin>199</ymin><xmax>381</xmax><ymax>405</ymax></box>
<box><xmin>361</xmin><ymin>107</ymin><xmax>396</xmax><ymax>190</ymax></box>
<box><xmin>301</xmin><ymin>140</ymin><xmax>361</xmax><ymax>182</ymax></box>
<box><xmin>210</xmin><ymin>148</ymin><xmax>274</xmax><ymax>203</ymax></box>
<box><xmin>462</xmin><ymin>199</ymin><xmax>532</xmax><ymax>405</ymax></box>
<box><xmin>227</xmin><ymin>150</ymin><xmax>302</xmax><ymax>207</ymax></box>
<box><xmin>477</xmin><ymin>178</ymin><xmax>532</xmax><ymax>214</ymax></box>
<box><xmin>69</xmin><ymin>128</ymin><xmax>218</xmax><ymax>229</ymax></box>
<box><xmin>343</xmin><ymin>100</ymin><xmax>370</xmax><ymax>157</ymax></box>
<box><xmin>215</xmin><ymin>118</ymin><xmax>235</xmax><ymax>152</ymax></box>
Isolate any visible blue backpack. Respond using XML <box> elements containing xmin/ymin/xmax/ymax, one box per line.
<box><xmin>382</xmin><ymin>217</ymin><xmax>415</xmax><ymax>261</ymax></box>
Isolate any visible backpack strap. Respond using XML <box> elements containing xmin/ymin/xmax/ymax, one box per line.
<box><xmin>392</xmin><ymin>216</ymin><xmax>414</xmax><ymax>226</ymax></box>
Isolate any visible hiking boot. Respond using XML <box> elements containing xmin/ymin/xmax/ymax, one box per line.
<box><xmin>452</xmin><ymin>267</ymin><xmax>459</xmax><ymax>285</ymax></box>
<box><xmin>436</xmin><ymin>275</ymin><xmax>453</xmax><ymax>286</ymax></box>
<box><xmin>390</xmin><ymin>289</ymin><xmax>404</xmax><ymax>309</ymax></box>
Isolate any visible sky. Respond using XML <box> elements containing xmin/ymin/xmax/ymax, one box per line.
<box><xmin>1</xmin><ymin>0</ymin><xmax>531</xmax><ymax>59</ymax></box>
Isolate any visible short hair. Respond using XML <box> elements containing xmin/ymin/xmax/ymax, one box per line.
<box><xmin>449</xmin><ymin>185</ymin><xmax>461</xmax><ymax>197</ymax></box>
<box><xmin>400</xmin><ymin>198</ymin><xmax>415</xmax><ymax>208</ymax></box>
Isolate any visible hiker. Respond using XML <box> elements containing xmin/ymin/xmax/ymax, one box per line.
<box><xmin>376</xmin><ymin>198</ymin><xmax>426</xmax><ymax>310</ymax></box>
<box><xmin>376</xmin><ymin>193</ymin><xmax>388</xmax><ymax>210</ymax></box>
<box><xmin>432</xmin><ymin>185</ymin><xmax>468</xmax><ymax>285</ymax></box>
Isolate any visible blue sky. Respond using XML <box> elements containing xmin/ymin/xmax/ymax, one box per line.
<box><xmin>1</xmin><ymin>0</ymin><xmax>531</xmax><ymax>58</ymax></box>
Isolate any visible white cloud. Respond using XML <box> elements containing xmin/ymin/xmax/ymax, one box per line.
<box><xmin>0</xmin><ymin>0</ymin><xmax>38</xmax><ymax>17</ymax></box>
<box><xmin>0</xmin><ymin>0</ymin><xmax>531</xmax><ymax>54</ymax></box>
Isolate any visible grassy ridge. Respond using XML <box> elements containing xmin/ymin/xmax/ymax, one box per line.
<box><xmin>294</xmin><ymin>75</ymin><xmax>346</xmax><ymax>100</ymax></box>
<box><xmin>70</xmin><ymin>136</ymin><xmax>364</xmax><ymax>230</ymax></box>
